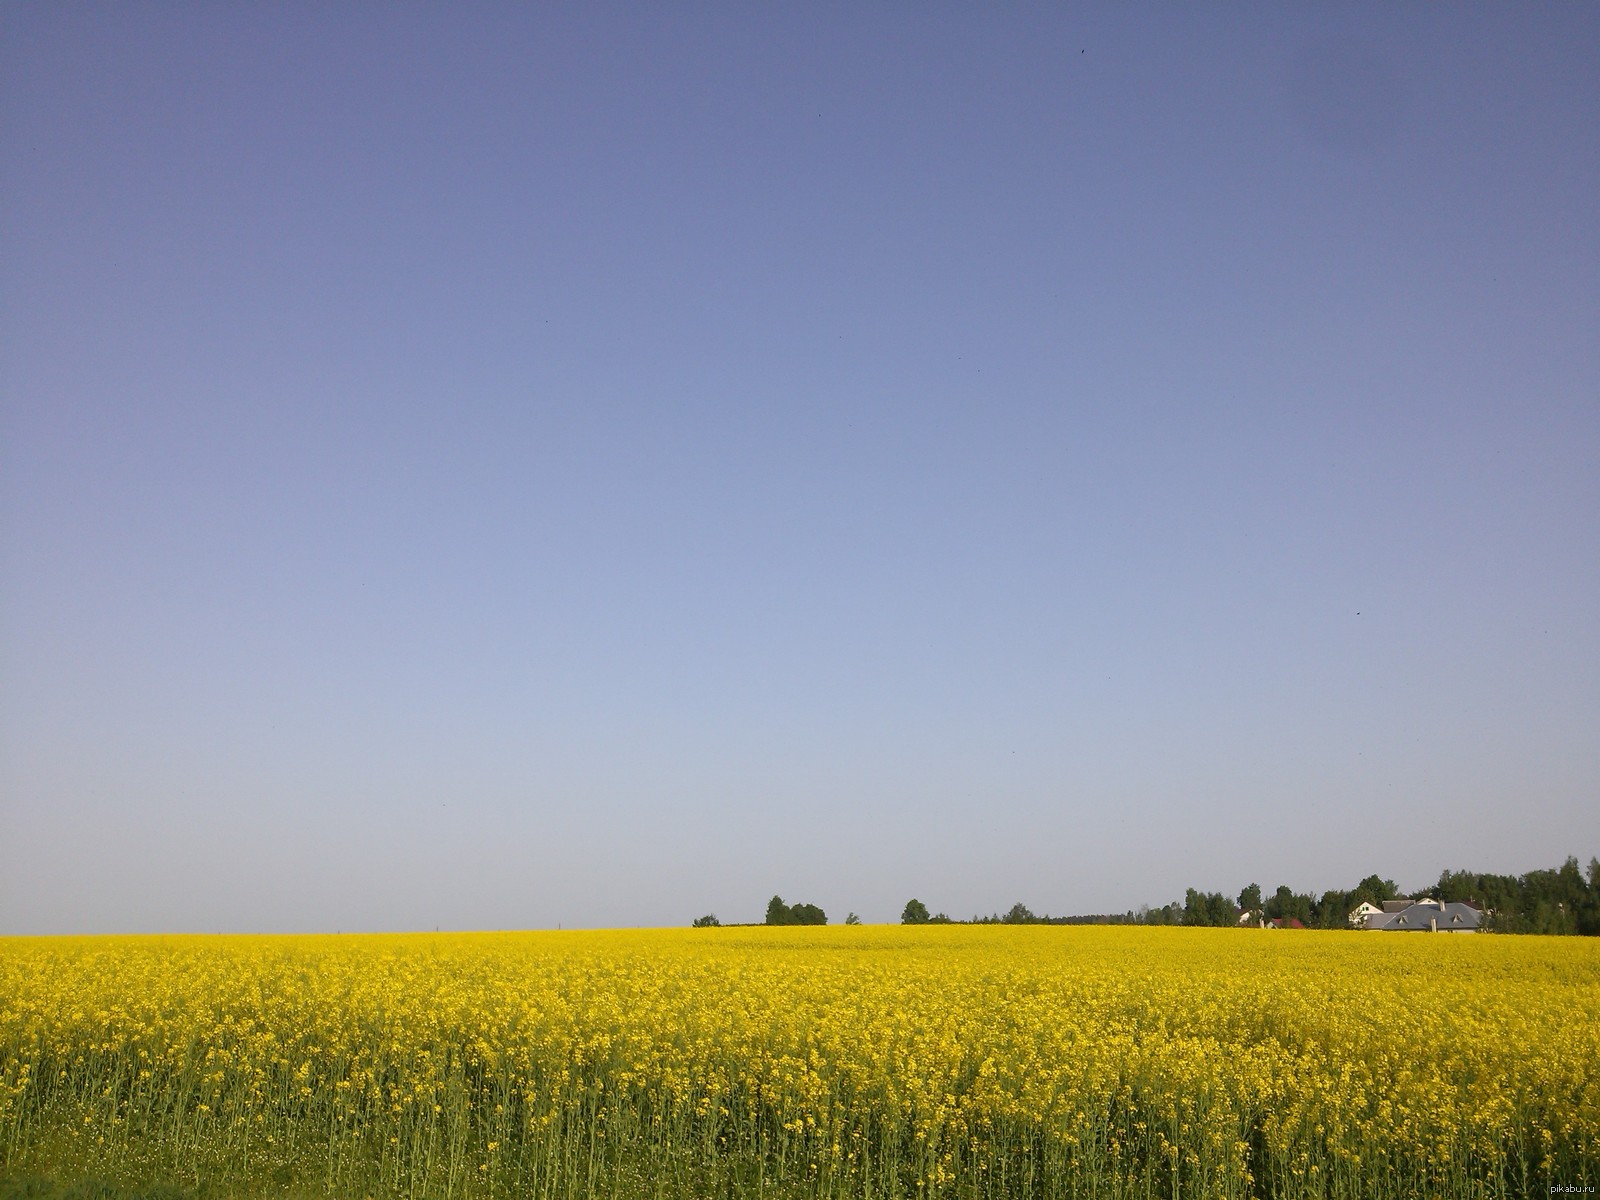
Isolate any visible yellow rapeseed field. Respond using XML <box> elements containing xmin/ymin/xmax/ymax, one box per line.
<box><xmin>1</xmin><ymin>925</ymin><xmax>1595</xmax><ymax>1198</ymax></box>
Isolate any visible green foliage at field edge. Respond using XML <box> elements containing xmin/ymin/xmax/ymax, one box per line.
<box><xmin>0</xmin><ymin>1178</ymin><xmax>210</xmax><ymax>1200</ymax></box>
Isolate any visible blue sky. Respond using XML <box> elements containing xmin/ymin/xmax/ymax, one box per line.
<box><xmin>3</xmin><ymin>3</ymin><xmax>1596</xmax><ymax>933</ymax></box>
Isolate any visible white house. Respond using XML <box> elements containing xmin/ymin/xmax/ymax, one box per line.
<box><xmin>1347</xmin><ymin>901</ymin><xmax>1384</xmax><ymax>928</ymax></box>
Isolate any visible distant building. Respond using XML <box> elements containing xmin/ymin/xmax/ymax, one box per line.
<box><xmin>1267</xmin><ymin>917</ymin><xmax>1305</xmax><ymax>929</ymax></box>
<box><xmin>1347</xmin><ymin>901</ymin><xmax>1384</xmax><ymax>927</ymax></box>
<box><xmin>1362</xmin><ymin>898</ymin><xmax>1481</xmax><ymax>933</ymax></box>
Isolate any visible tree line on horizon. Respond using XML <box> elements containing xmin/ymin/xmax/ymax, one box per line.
<box><xmin>899</xmin><ymin>855</ymin><xmax>1600</xmax><ymax>936</ymax></box>
<box><xmin>694</xmin><ymin>855</ymin><xmax>1600</xmax><ymax>934</ymax></box>
<box><xmin>693</xmin><ymin>896</ymin><xmax>859</xmax><ymax>928</ymax></box>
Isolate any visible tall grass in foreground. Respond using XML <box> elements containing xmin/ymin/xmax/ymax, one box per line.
<box><xmin>2</xmin><ymin>927</ymin><xmax>1596</xmax><ymax>1199</ymax></box>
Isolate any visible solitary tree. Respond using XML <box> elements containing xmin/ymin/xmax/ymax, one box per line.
<box><xmin>901</xmin><ymin>899</ymin><xmax>930</xmax><ymax>924</ymax></box>
<box><xmin>691</xmin><ymin>914</ymin><xmax>721</xmax><ymax>928</ymax></box>
<box><xmin>766</xmin><ymin>896</ymin><xmax>790</xmax><ymax>926</ymax></box>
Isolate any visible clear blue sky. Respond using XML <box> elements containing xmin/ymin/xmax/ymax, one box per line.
<box><xmin>3</xmin><ymin>3</ymin><xmax>1596</xmax><ymax>933</ymax></box>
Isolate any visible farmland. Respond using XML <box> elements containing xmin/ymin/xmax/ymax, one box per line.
<box><xmin>2</xmin><ymin>926</ymin><xmax>1595</xmax><ymax>1198</ymax></box>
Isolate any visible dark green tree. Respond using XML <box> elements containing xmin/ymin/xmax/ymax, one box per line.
<box><xmin>1206</xmin><ymin>892</ymin><xmax>1238</xmax><ymax>926</ymax></box>
<box><xmin>788</xmin><ymin>902</ymin><xmax>827</xmax><ymax>925</ymax></box>
<box><xmin>1558</xmin><ymin>856</ymin><xmax>1588</xmax><ymax>907</ymax></box>
<box><xmin>1264</xmin><ymin>885</ymin><xmax>1294</xmax><ymax>920</ymax></box>
<box><xmin>1261</xmin><ymin>886</ymin><xmax>1312</xmax><ymax>925</ymax></box>
<box><xmin>1579</xmin><ymin>861</ymin><xmax>1600</xmax><ymax>935</ymax></box>
<box><xmin>1315</xmin><ymin>889</ymin><xmax>1351</xmax><ymax>928</ymax></box>
<box><xmin>1181</xmin><ymin>890</ymin><xmax>1238</xmax><ymax>927</ymax></box>
<box><xmin>901</xmin><ymin>899</ymin><xmax>930</xmax><ymax>924</ymax></box>
<box><xmin>1148</xmin><ymin>902</ymin><xmax>1181</xmax><ymax>926</ymax></box>
<box><xmin>1238</xmin><ymin>883</ymin><xmax>1262</xmax><ymax>912</ymax></box>
<box><xmin>691</xmin><ymin>914</ymin><xmax>720</xmax><ymax>928</ymax></box>
<box><xmin>766</xmin><ymin>896</ymin><xmax>790</xmax><ymax>926</ymax></box>
<box><xmin>1353</xmin><ymin>874</ymin><xmax>1400</xmax><ymax>904</ymax></box>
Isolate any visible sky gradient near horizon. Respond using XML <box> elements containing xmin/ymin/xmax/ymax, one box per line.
<box><xmin>3</xmin><ymin>4</ymin><xmax>1597</xmax><ymax>934</ymax></box>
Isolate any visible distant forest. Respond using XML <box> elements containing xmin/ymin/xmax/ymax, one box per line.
<box><xmin>695</xmin><ymin>855</ymin><xmax>1600</xmax><ymax>934</ymax></box>
<box><xmin>929</xmin><ymin>855</ymin><xmax>1600</xmax><ymax>936</ymax></box>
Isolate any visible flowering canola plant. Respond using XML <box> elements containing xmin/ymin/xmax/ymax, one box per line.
<box><xmin>2</xmin><ymin>925</ymin><xmax>1595</xmax><ymax>1198</ymax></box>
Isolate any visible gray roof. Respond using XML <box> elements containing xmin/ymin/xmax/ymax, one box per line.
<box><xmin>1367</xmin><ymin>902</ymin><xmax>1481</xmax><ymax>931</ymax></box>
